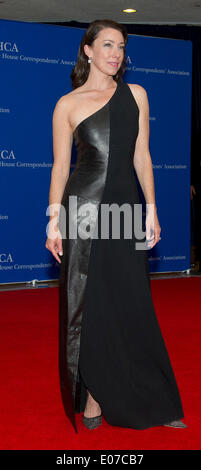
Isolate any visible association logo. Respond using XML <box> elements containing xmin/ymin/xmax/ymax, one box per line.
<box><xmin>0</xmin><ymin>253</ymin><xmax>13</xmax><ymax>263</ymax></box>
<box><xmin>0</xmin><ymin>41</ymin><xmax>18</xmax><ymax>52</ymax></box>
<box><xmin>126</xmin><ymin>56</ymin><xmax>132</xmax><ymax>64</ymax></box>
<box><xmin>0</xmin><ymin>147</ymin><xmax>52</xmax><ymax>168</ymax></box>
<box><xmin>0</xmin><ymin>149</ymin><xmax>15</xmax><ymax>160</ymax></box>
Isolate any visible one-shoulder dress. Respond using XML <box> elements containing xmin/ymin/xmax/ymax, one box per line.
<box><xmin>58</xmin><ymin>79</ymin><xmax>184</xmax><ymax>433</ymax></box>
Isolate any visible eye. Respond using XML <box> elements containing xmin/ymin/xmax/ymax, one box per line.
<box><xmin>104</xmin><ymin>43</ymin><xmax>125</xmax><ymax>50</ymax></box>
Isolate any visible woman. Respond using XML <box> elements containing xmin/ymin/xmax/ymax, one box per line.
<box><xmin>46</xmin><ymin>19</ymin><xmax>187</xmax><ymax>432</ymax></box>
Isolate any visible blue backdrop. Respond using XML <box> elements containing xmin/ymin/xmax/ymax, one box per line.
<box><xmin>0</xmin><ymin>19</ymin><xmax>192</xmax><ymax>283</ymax></box>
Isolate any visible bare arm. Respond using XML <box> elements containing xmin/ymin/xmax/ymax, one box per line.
<box><xmin>45</xmin><ymin>95</ymin><xmax>73</xmax><ymax>261</ymax></box>
<box><xmin>130</xmin><ymin>84</ymin><xmax>161</xmax><ymax>247</ymax></box>
<box><xmin>49</xmin><ymin>95</ymin><xmax>73</xmax><ymax>222</ymax></box>
<box><xmin>131</xmin><ymin>85</ymin><xmax>157</xmax><ymax>210</ymax></box>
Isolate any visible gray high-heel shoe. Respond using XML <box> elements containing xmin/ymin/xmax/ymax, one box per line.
<box><xmin>163</xmin><ymin>420</ymin><xmax>187</xmax><ymax>428</ymax></box>
<box><xmin>82</xmin><ymin>414</ymin><xmax>102</xmax><ymax>430</ymax></box>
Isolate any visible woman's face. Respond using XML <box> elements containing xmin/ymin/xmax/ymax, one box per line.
<box><xmin>85</xmin><ymin>27</ymin><xmax>125</xmax><ymax>76</ymax></box>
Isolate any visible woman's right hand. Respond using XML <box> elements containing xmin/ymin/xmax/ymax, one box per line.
<box><xmin>45</xmin><ymin>228</ymin><xmax>63</xmax><ymax>264</ymax></box>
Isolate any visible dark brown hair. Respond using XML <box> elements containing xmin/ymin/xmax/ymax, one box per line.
<box><xmin>70</xmin><ymin>19</ymin><xmax>128</xmax><ymax>89</ymax></box>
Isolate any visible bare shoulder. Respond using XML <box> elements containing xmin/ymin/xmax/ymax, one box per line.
<box><xmin>52</xmin><ymin>86</ymin><xmax>87</xmax><ymax>130</ymax></box>
<box><xmin>52</xmin><ymin>89</ymin><xmax>77</xmax><ymax>117</ymax></box>
<box><xmin>127</xmin><ymin>83</ymin><xmax>149</xmax><ymax>111</ymax></box>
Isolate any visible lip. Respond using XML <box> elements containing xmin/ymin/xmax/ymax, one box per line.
<box><xmin>108</xmin><ymin>62</ymin><xmax>119</xmax><ymax>67</ymax></box>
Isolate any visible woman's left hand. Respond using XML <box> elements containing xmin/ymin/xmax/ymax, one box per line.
<box><xmin>145</xmin><ymin>205</ymin><xmax>161</xmax><ymax>250</ymax></box>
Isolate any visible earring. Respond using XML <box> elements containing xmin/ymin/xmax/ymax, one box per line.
<box><xmin>88</xmin><ymin>57</ymin><xmax>92</xmax><ymax>63</ymax></box>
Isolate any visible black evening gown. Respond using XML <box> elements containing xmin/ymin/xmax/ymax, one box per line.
<box><xmin>58</xmin><ymin>80</ymin><xmax>184</xmax><ymax>433</ymax></box>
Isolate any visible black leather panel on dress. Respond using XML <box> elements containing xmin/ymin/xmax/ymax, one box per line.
<box><xmin>64</xmin><ymin>104</ymin><xmax>110</xmax><ymax>201</ymax></box>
